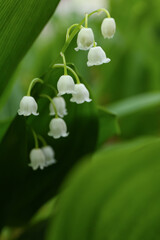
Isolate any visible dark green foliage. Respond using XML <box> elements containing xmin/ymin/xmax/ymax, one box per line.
<box><xmin>47</xmin><ymin>138</ymin><xmax>160</xmax><ymax>240</ymax></box>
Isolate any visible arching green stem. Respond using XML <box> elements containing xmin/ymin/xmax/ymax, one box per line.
<box><xmin>89</xmin><ymin>8</ymin><xmax>111</xmax><ymax>18</ymax></box>
<box><xmin>32</xmin><ymin>129</ymin><xmax>39</xmax><ymax>149</ymax></box>
<box><xmin>37</xmin><ymin>135</ymin><xmax>47</xmax><ymax>147</ymax></box>
<box><xmin>60</xmin><ymin>52</ymin><xmax>67</xmax><ymax>75</ymax></box>
<box><xmin>40</xmin><ymin>94</ymin><xmax>58</xmax><ymax>118</ymax></box>
<box><xmin>27</xmin><ymin>78</ymin><xmax>43</xmax><ymax>96</ymax></box>
<box><xmin>66</xmin><ymin>23</ymin><xmax>80</xmax><ymax>41</ymax></box>
<box><xmin>53</xmin><ymin>64</ymin><xmax>80</xmax><ymax>84</ymax></box>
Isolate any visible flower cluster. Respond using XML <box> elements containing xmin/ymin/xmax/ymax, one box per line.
<box><xmin>17</xmin><ymin>8</ymin><xmax>116</xmax><ymax>170</ymax></box>
<box><xmin>29</xmin><ymin>146</ymin><xmax>56</xmax><ymax>170</ymax></box>
<box><xmin>75</xmin><ymin>13</ymin><xmax>116</xmax><ymax>66</ymax></box>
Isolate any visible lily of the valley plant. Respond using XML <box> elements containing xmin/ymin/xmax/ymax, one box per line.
<box><xmin>17</xmin><ymin>8</ymin><xmax>116</xmax><ymax>170</ymax></box>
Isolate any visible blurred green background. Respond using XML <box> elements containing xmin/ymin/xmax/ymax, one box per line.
<box><xmin>1</xmin><ymin>0</ymin><xmax>160</xmax><ymax>140</ymax></box>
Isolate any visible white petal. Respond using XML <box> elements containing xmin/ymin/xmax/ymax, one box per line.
<box><xmin>41</xmin><ymin>146</ymin><xmax>56</xmax><ymax>167</ymax></box>
<box><xmin>57</xmin><ymin>75</ymin><xmax>75</xmax><ymax>96</ymax></box>
<box><xmin>49</xmin><ymin>96</ymin><xmax>67</xmax><ymax>118</ymax></box>
<box><xmin>48</xmin><ymin>118</ymin><xmax>69</xmax><ymax>139</ymax></box>
<box><xmin>101</xmin><ymin>18</ymin><xmax>116</xmax><ymax>39</ymax></box>
<box><xmin>87</xmin><ymin>46</ymin><xmax>111</xmax><ymax>67</ymax></box>
<box><xmin>18</xmin><ymin>96</ymin><xmax>39</xmax><ymax>116</ymax></box>
<box><xmin>29</xmin><ymin>148</ymin><xmax>45</xmax><ymax>170</ymax></box>
<box><xmin>70</xmin><ymin>83</ymin><xmax>92</xmax><ymax>104</ymax></box>
<box><xmin>75</xmin><ymin>28</ymin><xmax>94</xmax><ymax>51</ymax></box>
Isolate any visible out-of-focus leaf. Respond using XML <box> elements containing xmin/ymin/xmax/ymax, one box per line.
<box><xmin>108</xmin><ymin>92</ymin><xmax>160</xmax><ymax>138</ymax></box>
<box><xmin>47</xmin><ymin>137</ymin><xmax>160</xmax><ymax>240</ymax></box>
<box><xmin>108</xmin><ymin>92</ymin><xmax>160</xmax><ymax>117</ymax></box>
<box><xmin>17</xmin><ymin>220</ymin><xmax>49</xmax><ymax>240</ymax></box>
<box><xmin>97</xmin><ymin>106</ymin><xmax>120</xmax><ymax>147</ymax></box>
<box><xmin>0</xmin><ymin>0</ymin><xmax>60</xmax><ymax>109</ymax></box>
<box><xmin>0</xmin><ymin>66</ymin><xmax>98</xmax><ymax>227</ymax></box>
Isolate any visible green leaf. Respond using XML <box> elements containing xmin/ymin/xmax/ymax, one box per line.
<box><xmin>97</xmin><ymin>106</ymin><xmax>120</xmax><ymax>147</ymax></box>
<box><xmin>0</xmin><ymin>66</ymin><xmax>99</xmax><ymax>227</ymax></box>
<box><xmin>108</xmin><ymin>92</ymin><xmax>160</xmax><ymax>117</ymax></box>
<box><xmin>47</xmin><ymin>137</ymin><xmax>160</xmax><ymax>240</ymax></box>
<box><xmin>0</xmin><ymin>0</ymin><xmax>60</xmax><ymax>109</ymax></box>
<box><xmin>107</xmin><ymin>92</ymin><xmax>160</xmax><ymax>138</ymax></box>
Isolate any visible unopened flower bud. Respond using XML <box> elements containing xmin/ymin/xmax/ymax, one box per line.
<box><xmin>42</xmin><ymin>146</ymin><xmax>56</xmax><ymax>167</ymax></box>
<box><xmin>57</xmin><ymin>75</ymin><xmax>75</xmax><ymax>96</ymax></box>
<box><xmin>18</xmin><ymin>96</ymin><xmax>39</xmax><ymax>116</ymax></box>
<box><xmin>48</xmin><ymin>118</ymin><xmax>69</xmax><ymax>139</ymax></box>
<box><xmin>101</xmin><ymin>18</ymin><xmax>116</xmax><ymax>39</ymax></box>
<box><xmin>29</xmin><ymin>148</ymin><xmax>45</xmax><ymax>170</ymax></box>
<box><xmin>70</xmin><ymin>83</ymin><xmax>92</xmax><ymax>104</ymax></box>
<box><xmin>75</xmin><ymin>27</ymin><xmax>94</xmax><ymax>51</ymax></box>
<box><xmin>87</xmin><ymin>46</ymin><xmax>111</xmax><ymax>67</ymax></box>
<box><xmin>49</xmin><ymin>96</ymin><xmax>67</xmax><ymax>118</ymax></box>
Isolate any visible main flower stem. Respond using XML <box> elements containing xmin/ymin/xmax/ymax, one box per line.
<box><xmin>53</xmin><ymin>64</ymin><xmax>80</xmax><ymax>84</ymax></box>
<box><xmin>32</xmin><ymin>129</ymin><xmax>39</xmax><ymax>149</ymax></box>
<box><xmin>40</xmin><ymin>94</ymin><xmax>58</xmax><ymax>118</ymax></box>
<box><xmin>27</xmin><ymin>78</ymin><xmax>43</xmax><ymax>96</ymax></box>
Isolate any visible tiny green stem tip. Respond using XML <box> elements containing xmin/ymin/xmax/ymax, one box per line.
<box><xmin>85</xmin><ymin>13</ymin><xmax>88</xmax><ymax>28</ymax></box>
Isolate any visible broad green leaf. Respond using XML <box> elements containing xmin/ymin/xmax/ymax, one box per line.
<box><xmin>0</xmin><ymin>66</ymin><xmax>99</xmax><ymax>227</ymax></box>
<box><xmin>0</xmin><ymin>0</ymin><xmax>60</xmax><ymax>109</ymax></box>
<box><xmin>97</xmin><ymin>106</ymin><xmax>120</xmax><ymax>147</ymax></box>
<box><xmin>47</xmin><ymin>137</ymin><xmax>160</xmax><ymax>240</ymax></box>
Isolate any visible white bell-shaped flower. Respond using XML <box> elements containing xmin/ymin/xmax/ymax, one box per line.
<box><xmin>75</xmin><ymin>27</ymin><xmax>94</xmax><ymax>51</ymax></box>
<box><xmin>18</xmin><ymin>96</ymin><xmax>39</xmax><ymax>116</ymax></box>
<box><xmin>57</xmin><ymin>75</ymin><xmax>75</xmax><ymax>96</ymax></box>
<box><xmin>48</xmin><ymin>118</ymin><xmax>69</xmax><ymax>139</ymax></box>
<box><xmin>87</xmin><ymin>46</ymin><xmax>111</xmax><ymax>67</ymax></box>
<box><xmin>101</xmin><ymin>18</ymin><xmax>116</xmax><ymax>39</ymax></box>
<box><xmin>70</xmin><ymin>83</ymin><xmax>92</xmax><ymax>104</ymax></box>
<box><xmin>29</xmin><ymin>148</ymin><xmax>45</xmax><ymax>170</ymax></box>
<box><xmin>49</xmin><ymin>96</ymin><xmax>67</xmax><ymax>118</ymax></box>
<box><xmin>42</xmin><ymin>145</ymin><xmax>56</xmax><ymax>167</ymax></box>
